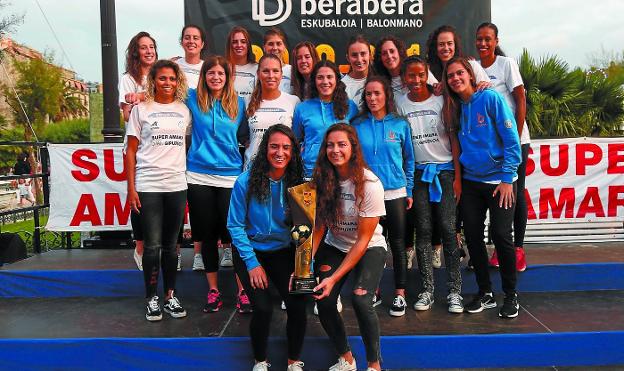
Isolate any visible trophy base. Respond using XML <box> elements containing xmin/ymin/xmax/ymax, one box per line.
<box><xmin>290</xmin><ymin>277</ymin><xmax>317</xmax><ymax>295</ymax></box>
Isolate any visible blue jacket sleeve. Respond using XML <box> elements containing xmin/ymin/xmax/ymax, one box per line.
<box><xmin>292</xmin><ymin>104</ymin><xmax>304</xmax><ymax>145</ymax></box>
<box><xmin>401</xmin><ymin>118</ymin><xmax>415</xmax><ymax>196</ymax></box>
<box><xmin>346</xmin><ymin>100</ymin><xmax>359</xmax><ymax>121</ymax></box>
<box><xmin>490</xmin><ymin>91</ymin><xmax>521</xmax><ymax>183</ymax></box>
<box><xmin>227</xmin><ymin>174</ymin><xmax>260</xmax><ymax>270</ymax></box>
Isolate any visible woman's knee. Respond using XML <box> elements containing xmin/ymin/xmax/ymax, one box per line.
<box><xmin>351</xmin><ymin>287</ymin><xmax>373</xmax><ymax>314</ymax></box>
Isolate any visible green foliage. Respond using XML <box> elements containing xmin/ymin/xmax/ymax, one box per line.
<box><xmin>0</xmin><ymin>126</ymin><xmax>24</xmax><ymax>170</ymax></box>
<box><xmin>0</xmin><ymin>0</ymin><xmax>23</xmax><ymax>36</ymax></box>
<box><xmin>519</xmin><ymin>49</ymin><xmax>624</xmax><ymax>138</ymax></box>
<box><xmin>39</xmin><ymin>119</ymin><xmax>90</xmax><ymax>143</ymax></box>
<box><xmin>89</xmin><ymin>93</ymin><xmax>104</xmax><ymax>142</ymax></box>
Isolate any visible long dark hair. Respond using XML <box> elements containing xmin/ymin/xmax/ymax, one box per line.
<box><xmin>179</xmin><ymin>24</ymin><xmax>208</xmax><ymax>58</ymax></box>
<box><xmin>441</xmin><ymin>57</ymin><xmax>477</xmax><ymax>133</ymax></box>
<box><xmin>356</xmin><ymin>75</ymin><xmax>397</xmax><ymax>120</ymax></box>
<box><xmin>426</xmin><ymin>25</ymin><xmax>463</xmax><ymax>81</ymax></box>
<box><xmin>373</xmin><ymin>35</ymin><xmax>407</xmax><ymax>80</ymax></box>
<box><xmin>248</xmin><ymin>124</ymin><xmax>303</xmax><ymax>203</ymax></box>
<box><xmin>346</xmin><ymin>34</ymin><xmax>372</xmax><ymax>76</ymax></box>
<box><xmin>291</xmin><ymin>41</ymin><xmax>320</xmax><ymax>100</ymax></box>
<box><xmin>309</xmin><ymin>60</ymin><xmax>350</xmax><ymax>120</ymax></box>
<box><xmin>246</xmin><ymin>54</ymin><xmax>283</xmax><ymax>117</ymax></box>
<box><xmin>313</xmin><ymin>123</ymin><xmax>368</xmax><ymax>228</ymax></box>
<box><xmin>225</xmin><ymin>26</ymin><xmax>255</xmax><ymax>64</ymax></box>
<box><xmin>125</xmin><ymin>31</ymin><xmax>158</xmax><ymax>85</ymax></box>
<box><xmin>476</xmin><ymin>22</ymin><xmax>506</xmax><ymax>56</ymax></box>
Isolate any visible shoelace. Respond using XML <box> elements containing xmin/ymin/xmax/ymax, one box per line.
<box><xmin>207</xmin><ymin>290</ymin><xmax>220</xmax><ymax>303</ymax></box>
<box><xmin>392</xmin><ymin>296</ymin><xmax>405</xmax><ymax>307</ymax></box>
<box><xmin>239</xmin><ymin>291</ymin><xmax>251</xmax><ymax>305</ymax></box>
<box><xmin>447</xmin><ymin>294</ymin><xmax>463</xmax><ymax>305</ymax></box>
<box><xmin>289</xmin><ymin>361</ymin><xmax>304</xmax><ymax>369</ymax></box>
<box><xmin>148</xmin><ymin>296</ymin><xmax>159</xmax><ymax>311</ymax></box>
<box><xmin>168</xmin><ymin>297</ymin><xmax>182</xmax><ymax>309</ymax></box>
<box><xmin>418</xmin><ymin>292</ymin><xmax>431</xmax><ymax>301</ymax></box>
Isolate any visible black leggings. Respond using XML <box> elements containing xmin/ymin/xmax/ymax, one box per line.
<box><xmin>315</xmin><ymin>243</ymin><xmax>386</xmax><ymax>363</ymax></box>
<box><xmin>187</xmin><ymin>184</ymin><xmax>232</xmax><ymax>272</ymax></box>
<box><xmin>233</xmin><ymin>246</ymin><xmax>308</xmax><ymax>362</ymax></box>
<box><xmin>138</xmin><ymin>190</ymin><xmax>187</xmax><ymax>298</ymax></box>
<box><xmin>461</xmin><ymin>180</ymin><xmax>517</xmax><ymax>295</ymax></box>
<box><xmin>380</xmin><ymin>198</ymin><xmax>407</xmax><ymax>289</ymax></box>
<box><xmin>514</xmin><ymin>144</ymin><xmax>530</xmax><ymax>247</ymax></box>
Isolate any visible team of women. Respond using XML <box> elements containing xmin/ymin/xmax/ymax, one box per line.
<box><xmin>122</xmin><ymin>23</ymin><xmax>528</xmax><ymax>371</ymax></box>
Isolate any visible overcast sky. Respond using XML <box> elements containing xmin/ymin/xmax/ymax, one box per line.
<box><xmin>4</xmin><ymin>0</ymin><xmax>624</xmax><ymax>82</ymax></box>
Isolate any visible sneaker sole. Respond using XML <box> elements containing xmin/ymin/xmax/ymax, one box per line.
<box><xmin>372</xmin><ymin>300</ymin><xmax>382</xmax><ymax>308</ymax></box>
<box><xmin>203</xmin><ymin>303</ymin><xmax>223</xmax><ymax>313</ymax></box>
<box><xmin>499</xmin><ymin>311</ymin><xmax>519</xmax><ymax>318</ymax></box>
<box><xmin>389</xmin><ymin>308</ymin><xmax>406</xmax><ymax>317</ymax></box>
<box><xmin>192</xmin><ymin>266</ymin><xmax>205</xmax><ymax>271</ymax></box>
<box><xmin>164</xmin><ymin>308</ymin><xmax>187</xmax><ymax>318</ymax></box>
<box><xmin>146</xmin><ymin>313</ymin><xmax>162</xmax><ymax>321</ymax></box>
<box><xmin>220</xmin><ymin>262</ymin><xmax>233</xmax><ymax>267</ymax></box>
<box><xmin>413</xmin><ymin>304</ymin><xmax>433</xmax><ymax>311</ymax></box>
<box><xmin>448</xmin><ymin>306</ymin><xmax>464</xmax><ymax>314</ymax></box>
<box><xmin>466</xmin><ymin>301</ymin><xmax>497</xmax><ymax>313</ymax></box>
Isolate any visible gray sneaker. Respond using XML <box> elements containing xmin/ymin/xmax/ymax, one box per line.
<box><xmin>432</xmin><ymin>248</ymin><xmax>442</xmax><ymax>268</ymax></box>
<box><xmin>406</xmin><ymin>248</ymin><xmax>415</xmax><ymax>270</ymax></box>
<box><xmin>220</xmin><ymin>246</ymin><xmax>233</xmax><ymax>267</ymax></box>
<box><xmin>447</xmin><ymin>293</ymin><xmax>464</xmax><ymax>313</ymax></box>
<box><xmin>192</xmin><ymin>253</ymin><xmax>205</xmax><ymax>271</ymax></box>
<box><xmin>176</xmin><ymin>253</ymin><xmax>182</xmax><ymax>271</ymax></box>
<box><xmin>413</xmin><ymin>291</ymin><xmax>434</xmax><ymax>311</ymax></box>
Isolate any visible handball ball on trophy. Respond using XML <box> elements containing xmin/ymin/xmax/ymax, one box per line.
<box><xmin>291</xmin><ymin>224</ymin><xmax>311</xmax><ymax>245</ymax></box>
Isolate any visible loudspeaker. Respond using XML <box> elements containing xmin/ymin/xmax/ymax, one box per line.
<box><xmin>0</xmin><ymin>233</ymin><xmax>27</xmax><ymax>264</ymax></box>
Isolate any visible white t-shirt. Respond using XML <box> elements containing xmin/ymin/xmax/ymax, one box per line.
<box><xmin>126</xmin><ymin>100</ymin><xmax>191</xmax><ymax>192</ymax></box>
<box><xmin>186</xmin><ymin>171</ymin><xmax>237</xmax><ymax>188</ymax></box>
<box><xmin>396</xmin><ymin>94</ymin><xmax>452</xmax><ymax>164</ymax></box>
<box><xmin>118</xmin><ymin>73</ymin><xmax>145</xmax><ymax>107</ymax></box>
<box><xmin>244</xmin><ymin>92</ymin><xmax>300</xmax><ymax>167</ymax></box>
<box><xmin>482</xmin><ymin>56</ymin><xmax>531</xmax><ymax>144</ymax></box>
<box><xmin>175</xmin><ymin>58</ymin><xmax>203</xmax><ymax>89</ymax></box>
<box><xmin>325</xmin><ymin>169</ymin><xmax>387</xmax><ymax>253</ymax></box>
<box><xmin>234</xmin><ymin>62</ymin><xmax>258</xmax><ymax>104</ymax></box>
<box><xmin>391</xmin><ymin>75</ymin><xmax>408</xmax><ymax>98</ymax></box>
<box><xmin>341</xmin><ymin>74</ymin><xmax>366</xmax><ymax>109</ymax></box>
<box><xmin>280</xmin><ymin>64</ymin><xmax>293</xmax><ymax>94</ymax></box>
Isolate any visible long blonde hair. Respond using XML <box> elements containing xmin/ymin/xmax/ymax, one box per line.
<box><xmin>196</xmin><ymin>55</ymin><xmax>239</xmax><ymax>119</ymax></box>
<box><xmin>145</xmin><ymin>60</ymin><xmax>187</xmax><ymax>102</ymax></box>
<box><xmin>246</xmin><ymin>54</ymin><xmax>282</xmax><ymax>117</ymax></box>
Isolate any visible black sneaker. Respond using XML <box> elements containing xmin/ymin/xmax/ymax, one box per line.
<box><xmin>146</xmin><ymin>295</ymin><xmax>162</xmax><ymax>321</ymax></box>
<box><xmin>465</xmin><ymin>292</ymin><xmax>497</xmax><ymax>313</ymax></box>
<box><xmin>499</xmin><ymin>293</ymin><xmax>519</xmax><ymax>318</ymax></box>
<box><xmin>164</xmin><ymin>295</ymin><xmax>187</xmax><ymax>318</ymax></box>
<box><xmin>389</xmin><ymin>295</ymin><xmax>407</xmax><ymax>317</ymax></box>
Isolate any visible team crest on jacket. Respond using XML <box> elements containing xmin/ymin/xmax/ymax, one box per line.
<box><xmin>477</xmin><ymin>113</ymin><xmax>485</xmax><ymax>124</ymax></box>
<box><xmin>504</xmin><ymin>119</ymin><xmax>513</xmax><ymax>129</ymax></box>
<box><xmin>387</xmin><ymin>130</ymin><xmax>398</xmax><ymax>142</ymax></box>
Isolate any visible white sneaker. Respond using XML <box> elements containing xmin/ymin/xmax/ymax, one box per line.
<box><xmin>145</xmin><ymin>295</ymin><xmax>162</xmax><ymax>322</ymax></box>
<box><xmin>252</xmin><ymin>361</ymin><xmax>270</xmax><ymax>371</ymax></box>
<box><xmin>432</xmin><ymin>248</ymin><xmax>442</xmax><ymax>269</ymax></box>
<box><xmin>406</xmin><ymin>248</ymin><xmax>415</xmax><ymax>270</ymax></box>
<box><xmin>286</xmin><ymin>361</ymin><xmax>304</xmax><ymax>371</ymax></box>
<box><xmin>413</xmin><ymin>291</ymin><xmax>434</xmax><ymax>311</ymax></box>
<box><xmin>328</xmin><ymin>356</ymin><xmax>356</xmax><ymax>371</ymax></box>
<box><xmin>133</xmin><ymin>248</ymin><xmax>143</xmax><ymax>271</ymax></box>
<box><xmin>177</xmin><ymin>253</ymin><xmax>182</xmax><ymax>271</ymax></box>
<box><xmin>281</xmin><ymin>301</ymin><xmax>287</xmax><ymax>310</ymax></box>
<box><xmin>192</xmin><ymin>253</ymin><xmax>205</xmax><ymax>271</ymax></box>
<box><xmin>313</xmin><ymin>295</ymin><xmax>342</xmax><ymax>315</ymax></box>
<box><xmin>220</xmin><ymin>247</ymin><xmax>233</xmax><ymax>267</ymax></box>
<box><xmin>447</xmin><ymin>293</ymin><xmax>464</xmax><ymax>314</ymax></box>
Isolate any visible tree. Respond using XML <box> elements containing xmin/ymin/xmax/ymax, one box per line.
<box><xmin>0</xmin><ymin>0</ymin><xmax>23</xmax><ymax>37</ymax></box>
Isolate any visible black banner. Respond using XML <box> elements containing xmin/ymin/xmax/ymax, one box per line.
<box><xmin>185</xmin><ymin>0</ymin><xmax>490</xmax><ymax>67</ymax></box>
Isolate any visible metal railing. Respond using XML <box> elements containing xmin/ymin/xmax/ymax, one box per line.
<box><xmin>0</xmin><ymin>141</ymin><xmax>73</xmax><ymax>253</ymax></box>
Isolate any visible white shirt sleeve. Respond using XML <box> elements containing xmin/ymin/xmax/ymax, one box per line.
<box><xmin>359</xmin><ymin>178</ymin><xmax>386</xmax><ymax>218</ymax></box>
<box><xmin>125</xmin><ymin>103</ymin><xmax>141</xmax><ymax>139</ymax></box>
<box><xmin>504</xmin><ymin>57</ymin><xmax>524</xmax><ymax>92</ymax></box>
<box><xmin>469</xmin><ymin>60</ymin><xmax>491</xmax><ymax>84</ymax></box>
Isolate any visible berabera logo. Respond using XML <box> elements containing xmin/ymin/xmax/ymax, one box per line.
<box><xmin>252</xmin><ymin>0</ymin><xmax>293</xmax><ymax>26</ymax></box>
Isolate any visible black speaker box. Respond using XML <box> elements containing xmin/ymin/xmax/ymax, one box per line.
<box><xmin>0</xmin><ymin>233</ymin><xmax>27</xmax><ymax>264</ymax></box>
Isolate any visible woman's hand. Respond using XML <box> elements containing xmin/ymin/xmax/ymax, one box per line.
<box><xmin>453</xmin><ymin>178</ymin><xmax>462</xmax><ymax>205</ymax></box>
<box><xmin>248</xmin><ymin>265</ymin><xmax>268</xmax><ymax>290</ymax></box>
<box><xmin>128</xmin><ymin>190</ymin><xmax>141</xmax><ymax>213</ymax></box>
<box><xmin>405</xmin><ymin>197</ymin><xmax>413</xmax><ymax>210</ymax></box>
<box><xmin>313</xmin><ymin>276</ymin><xmax>335</xmax><ymax>300</ymax></box>
<box><xmin>493</xmin><ymin>182</ymin><xmax>514</xmax><ymax>209</ymax></box>
<box><xmin>433</xmin><ymin>83</ymin><xmax>443</xmax><ymax>96</ymax></box>
<box><xmin>476</xmin><ymin>81</ymin><xmax>492</xmax><ymax>91</ymax></box>
<box><xmin>124</xmin><ymin>92</ymin><xmax>144</xmax><ymax>105</ymax></box>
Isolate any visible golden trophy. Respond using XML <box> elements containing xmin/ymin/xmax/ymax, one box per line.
<box><xmin>287</xmin><ymin>182</ymin><xmax>317</xmax><ymax>294</ymax></box>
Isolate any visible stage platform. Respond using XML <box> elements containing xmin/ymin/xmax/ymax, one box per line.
<box><xmin>1</xmin><ymin>243</ymin><xmax>623</xmax><ymax>370</ymax></box>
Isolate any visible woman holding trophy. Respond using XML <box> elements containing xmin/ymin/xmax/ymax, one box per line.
<box><xmin>227</xmin><ymin>124</ymin><xmax>307</xmax><ymax>371</ymax></box>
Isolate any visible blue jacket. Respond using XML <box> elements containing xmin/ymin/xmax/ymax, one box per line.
<box><xmin>458</xmin><ymin>89</ymin><xmax>521</xmax><ymax>183</ymax></box>
<box><xmin>186</xmin><ymin>89</ymin><xmax>246</xmax><ymax>176</ymax></box>
<box><xmin>352</xmin><ymin>113</ymin><xmax>415</xmax><ymax>196</ymax></box>
<box><xmin>292</xmin><ymin>98</ymin><xmax>358</xmax><ymax>177</ymax></box>
<box><xmin>227</xmin><ymin>171</ymin><xmax>292</xmax><ymax>270</ymax></box>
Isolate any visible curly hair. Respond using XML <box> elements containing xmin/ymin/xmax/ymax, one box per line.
<box><xmin>356</xmin><ymin>75</ymin><xmax>397</xmax><ymax>120</ymax></box>
<box><xmin>441</xmin><ymin>57</ymin><xmax>477</xmax><ymax>133</ymax></box>
<box><xmin>225</xmin><ymin>26</ymin><xmax>255</xmax><ymax>64</ymax></box>
<box><xmin>248</xmin><ymin>124</ymin><xmax>304</xmax><ymax>203</ymax></box>
<box><xmin>125</xmin><ymin>31</ymin><xmax>158</xmax><ymax>86</ymax></box>
<box><xmin>426</xmin><ymin>25</ymin><xmax>463</xmax><ymax>81</ymax></box>
<box><xmin>246</xmin><ymin>54</ymin><xmax>283</xmax><ymax>117</ymax></box>
<box><xmin>145</xmin><ymin>60</ymin><xmax>188</xmax><ymax>102</ymax></box>
<box><xmin>291</xmin><ymin>42</ymin><xmax>320</xmax><ymax>100</ymax></box>
<box><xmin>196</xmin><ymin>55</ymin><xmax>239</xmax><ymax>118</ymax></box>
<box><xmin>309</xmin><ymin>60</ymin><xmax>350</xmax><ymax>120</ymax></box>
<box><xmin>313</xmin><ymin>123</ymin><xmax>368</xmax><ymax>228</ymax></box>
<box><xmin>373</xmin><ymin>35</ymin><xmax>407</xmax><ymax>80</ymax></box>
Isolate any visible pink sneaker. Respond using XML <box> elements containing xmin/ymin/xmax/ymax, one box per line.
<box><xmin>203</xmin><ymin>289</ymin><xmax>223</xmax><ymax>313</ymax></box>
<box><xmin>516</xmin><ymin>247</ymin><xmax>527</xmax><ymax>272</ymax></box>
<box><xmin>237</xmin><ymin>290</ymin><xmax>253</xmax><ymax>314</ymax></box>
<box><xmin>488</xmin><ymin>250</ymin><xmax>499</xmax><ymax>268</ymax></box>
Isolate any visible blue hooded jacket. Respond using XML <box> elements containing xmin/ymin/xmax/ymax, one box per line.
<box><xmin>227</xmin><ymin>171</ymin><xmax>292</xmax><ymax>270</ymax></box>
<box><xmin>352</xmin><ymin>112</ymin><xmax>415</xmax><ymax>196</ymax></box>
<box><xmin>458</xmin><ymin>89</ymin><xmax>521</xmax><ymax>183</ymax></box>
<box><xmin>292</xmin><ymin>97</ymin><xmax>358</xmax><ymax>177</ymax></box>
<box><xmin>186</xmin><ymin>89</ymin><xmax>246</xmax><ymax>176</ymax></box>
